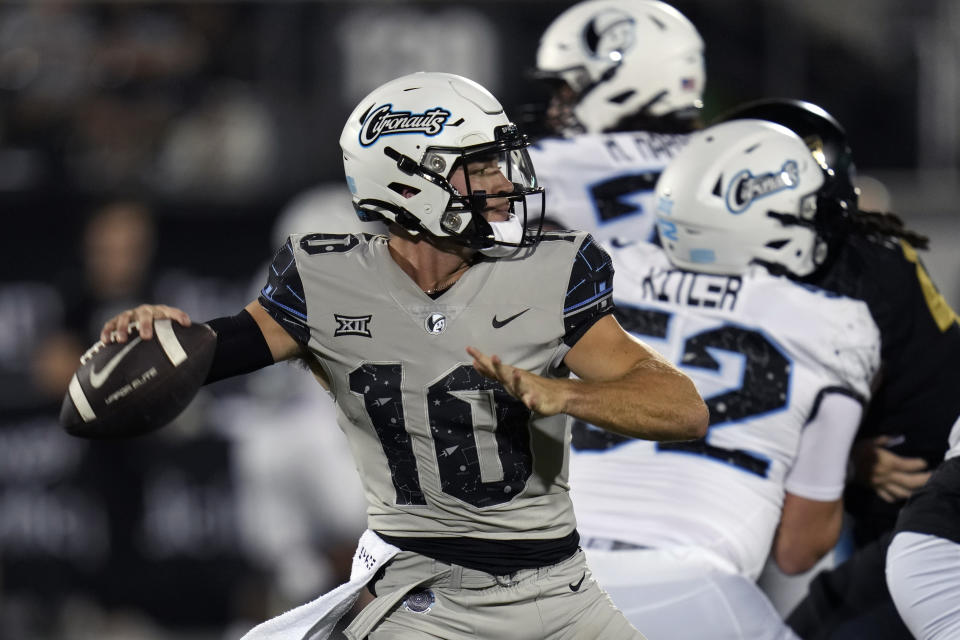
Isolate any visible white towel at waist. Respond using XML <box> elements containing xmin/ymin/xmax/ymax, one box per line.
<box><xmin>240</xmin><ymin>529</ymin><xmax>400</xmax><ymax>640</ymax></box>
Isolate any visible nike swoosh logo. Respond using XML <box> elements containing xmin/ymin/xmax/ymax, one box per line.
<box><xmin>89</xmin><ymin>337</ymin><xmax>142</xmax><ymax>389</ymax></box>
<box><xmin>492</xmin><ymin>308</ymin><xmax>530</xmax><ymax>329</ymax></box>
<box><xmin>569</xmin><ymin>571</ymin><xmax>586</xmax><ymax>592</ymax></box>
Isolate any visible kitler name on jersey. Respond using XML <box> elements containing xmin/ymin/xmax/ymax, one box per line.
<box><xmin>642</xmin><ymin>269</ymin><xmax>741</xmax><ymax>311</ymax></box>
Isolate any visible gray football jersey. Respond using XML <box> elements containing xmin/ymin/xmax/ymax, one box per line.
<box><xmin>258</xmin><ymin>230</ymin><xmax>614</xmax><ymax>541</ymax></box>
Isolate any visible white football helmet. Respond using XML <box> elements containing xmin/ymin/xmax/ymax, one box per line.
<box><xmin>339</xmin><ymin>72</ymin><xmax>544</xmax><ymax>256</ymax></box>
<box><xmin>655</xmin><ymin>119</ymin><xmax>826</xmax><ymax>277</ymax></box>
<box><xmin>535</xmin><ymin>0</ymin><xmax>704</xmax><ymax>135</ymax></box>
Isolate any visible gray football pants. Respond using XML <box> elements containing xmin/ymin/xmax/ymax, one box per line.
<box><xmin>344</xmin><ymin>548</ymin><xmax>646</xmax><ymax>640</ymax></box>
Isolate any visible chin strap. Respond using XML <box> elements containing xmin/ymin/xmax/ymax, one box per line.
<box><xmin>356</xmin><ymin>199</ymin><xmax>424</xmax><ymax>233</ymax></box>
<box><xmin>479</xmin><ymin>214</ymin><xmax>525</xmax><ymax>257</ymax></box>
<box><xmin>751</xmin><ymin>259</ymin><xmax>797</xmax><ymax>280</ymax></box>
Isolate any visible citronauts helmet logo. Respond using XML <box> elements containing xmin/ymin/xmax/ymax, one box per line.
<box><xmin>359</xmin><ymin>103</ymin><xmax>452</xmax><ymax>146</ymax></box>
<box><xmin>582</xmin><ymin>9</ymin><xmax>635</xmax><ymax>60</ymax></box>
<box><xmin>726</xmin><ymin>160</ymin><xmax>800</xmax><ymax>213</ymax></box>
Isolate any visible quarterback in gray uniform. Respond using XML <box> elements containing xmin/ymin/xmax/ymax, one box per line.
<box><xmin>98</xmin><ymin>72</ymin><xmax>708</xmax><ymax>640</ymax></box>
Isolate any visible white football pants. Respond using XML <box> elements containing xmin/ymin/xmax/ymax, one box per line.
<box><xmin>584</xmin><ymin>544</ymin><xmax>800</xmax><ymax>640</ymax></box>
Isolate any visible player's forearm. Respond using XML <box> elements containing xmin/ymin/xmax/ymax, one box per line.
<box><xmin>773</xmin><ymin>495</ymin><xmax>844</xmax><ymax>574</ymax></box>
<box><xmin>774</xmin><ymin>524</ymin><xmax>840</xmax><ymax>575</ymax></box>
<box><xmin>560</xmin><ymin>358</ymin><xmax>708</xmax><ymax>442</ymax></box>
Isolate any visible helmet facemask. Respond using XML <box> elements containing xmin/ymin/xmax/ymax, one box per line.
<box><xmin>541</xmin><ymin>80</ymin><xmax>586</xmax><ymax>138</ymax></box>
<box><xmin>373</xmin><ymin>123</ymin><xmax>545</xmax><ymax>257</ymax></box>
<box><xmin>755</xmin><ymin>194</ymin><xmax>830</xmax><ymax>277</ymax></box>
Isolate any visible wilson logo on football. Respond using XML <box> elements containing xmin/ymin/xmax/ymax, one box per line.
<box><xmin>359</xmin><ymin>104</ymin><xmax>451</xmax><ymax>146</ymax></box>
<box><xmin>726</xmin><ymin>160</ymin><xmax>799</xmax><ymax>213</ymax></box>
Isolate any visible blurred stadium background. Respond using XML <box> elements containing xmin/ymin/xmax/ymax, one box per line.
<box><xmin>0</xmin><ymin>1</ymin><xmax>957</xmax><ymax>639</ymax></box>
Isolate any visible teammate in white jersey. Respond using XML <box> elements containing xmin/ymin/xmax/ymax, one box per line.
<box><xmin>92</xmin><ymin>72</ymin><xmax>708</xmax><ymax>640</ymax></box>
<box><xmin>528</xmin><ymin>0</ymin><xmax>705</xmax><ymax>243</ymax></box>
<box><xmin>568</xmin><ymin>119</ymin><xmax>881</xmax><ymax>640</ymax></box>
<box><xmin>714</xmin><ymin>100</ymin><xmax>960</xmax><ymax>640</ymax></box>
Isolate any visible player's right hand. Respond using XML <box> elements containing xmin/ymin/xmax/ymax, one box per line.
<box><xmin>852</xmin><ymin>436</ymin><xmax>931</xmax><ymax>503</ymax></box>
<box><xmin>100</xmin><ymin>304</ymin><xmax>192</xmax><ymax>344</ymax></box>
<box><xmin>466</xmin><ymin>346</ymin><xmax>568</xmax><ymax>416</ymax></box>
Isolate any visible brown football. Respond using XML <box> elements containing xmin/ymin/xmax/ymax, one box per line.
<box><xmin>59</xmin><ymin>319</ymin><xmax>216</xmax><ymax>438</ymax></box>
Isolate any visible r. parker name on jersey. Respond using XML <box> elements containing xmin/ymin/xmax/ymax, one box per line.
<box><xmin>602</xmin><ymin>132</ymin><xmax>689</xmax><ymax>164</ymax></box>
<box><xmin>640</xmin><ymin>267</ymin><xmax>741</xmax><ymax>311</ymax></box>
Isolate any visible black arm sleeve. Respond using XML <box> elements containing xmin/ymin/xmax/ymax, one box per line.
<box><xmin>203</xmin><ymin>309</ymin><xmax>275</xmax><ymax>384</ymax></box>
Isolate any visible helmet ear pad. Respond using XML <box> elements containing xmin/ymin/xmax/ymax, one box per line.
<box><xmin>655</xmin><ymin>119</ymin><xmax>826</xmax><ymax>278</ymax></box>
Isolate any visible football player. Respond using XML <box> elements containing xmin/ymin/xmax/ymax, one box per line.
<box><xmin>886</xmin><ymin>416</ymin><xmax>960</xmax><ymax>640</ymax></box>
<box><xmin>717</xmin><ymin>98</ymin><xmax>959</xmax><ymax>542</ymax></box>
<box><xmin>94</xmin><ymin>72</ymin><xmax>708</xmax><ymax>640</ymax></box>
<box><xmin>715</xmin><ymin>100</ymin><xmax>960</xmax><ymax>639</ymax></box>
<box><xmin>568</xmin><ymin>119</ymin><xmax>881</xmax><ymax>639</ymax></box>
<box><xmin>527</xmin><ymin>0</ymin><xmax>705</xmax><ymax>242</ymax></box>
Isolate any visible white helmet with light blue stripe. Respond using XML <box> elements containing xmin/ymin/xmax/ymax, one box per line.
<box><xmin>655</xmin><ymin>118</ymin><xmax>826</xmax><ymax>277</ymax></box>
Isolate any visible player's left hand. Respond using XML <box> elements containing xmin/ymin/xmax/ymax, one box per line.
<box><xmin>466</xmin><ymin>346</ymin><xmax>567</xmax><ymax>416</ymax></box>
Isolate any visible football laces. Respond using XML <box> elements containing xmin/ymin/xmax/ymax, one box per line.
<box><xmin>80</xmin><ymin>341</ymin><xmax>105</xmax><ymax>366</ymax></box>
<box><xmin>81</xmin><ymin>321</ymin><xmax>141</xmax><ymax>365</ymax></box>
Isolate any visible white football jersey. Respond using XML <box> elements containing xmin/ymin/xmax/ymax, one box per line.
<box><xmin>570</xmin><ymin>241</ymin><xmax>881</xmax><ymax>579</ymax></box>
<box><xmin>528</xmin><ymin>131</ymin><xmax>691</xmax><ymax>242</ymax></box>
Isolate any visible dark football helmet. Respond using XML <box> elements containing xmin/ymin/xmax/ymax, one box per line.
<box><xmin>713</xmin><ymin>98</ymin><xmax>858</xmax><ymax>217</ymax></box>
<box><xmin>714</xmin><ymin>98</ymin><xmax>930</xmax><ymax>257</ymax></box>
